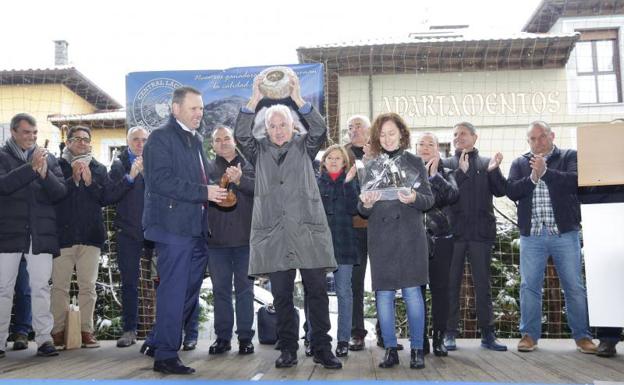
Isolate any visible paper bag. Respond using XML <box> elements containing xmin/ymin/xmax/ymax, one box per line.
<box><xmin>64</xmin><ymin>304</ymin><xmax>82</xmax><ymax>350</ymax></box>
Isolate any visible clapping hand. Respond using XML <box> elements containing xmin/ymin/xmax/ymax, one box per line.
<box><xmin>345</xmin><ymin>165</ymin><xmax>357</xmax><ymax>183</ymax></box>
<box><xmin>530</xmin><ymin>154</ymin><xmax>546</xmax><ymax>182</ymax></box>
<box><xmin>129</xmin><ymin>156</ymin><xmax>143</xmax><ymax>178</ymax></box>
<box><xmin>458</xmin><ymin>149</ymin><xmax>470</xmax><ymax>173</ymax></box>
<box><xmin>225</xmin><ymin>163</ymin><xmax>243</xmax><ymax>185</ymax></box>
<box><xmin>31</xmin><ymin>147</ymin><xmax>48</xmax><ymax>178</ymax></box>
<box><xmin>81</xmin><ymin>163</ymin><xmax>92</xmax><ymax>186</ymax></box>
<box><xmin>488</xmin><ymin>152</ymin><xmax>503</xmax><ymax>172</ymax></box>
<box><xmin>426</xmin><ymin>155</ymin><xmax>440</xmax><ymax>177</ymax></box>
<box><xmin>72</xmin><ymin>162</ymin><xmax>84</xmax><ymax>184</ymax></box>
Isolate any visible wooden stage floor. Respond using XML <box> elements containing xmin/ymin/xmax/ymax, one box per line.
<box><xmin>0</xmin><ymin>338</ymin><xmax>623</xmax><ymax>383</ymax></box>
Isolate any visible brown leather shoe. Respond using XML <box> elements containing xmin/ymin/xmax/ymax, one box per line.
<box><xmin>576</xmin><ymin>338</ymin><xmax>598</xmax><ymax>354</ymax></box>
<box><xmin>517</xmin><ymin>334</ymin><xmax>537</xmax><ymax>352</ymax></box>
<box><xmin>52</xmin><ymin>331</ymin><xmax>65</xmax><ymax>350</ymax></box>
<box><xmin>81</xmin><ymin>332</ymin><xmax>100</xmax><ymax>348</ymax></box>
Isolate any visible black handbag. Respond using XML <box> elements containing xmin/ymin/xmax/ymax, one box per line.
<box><xmin>257</xmin><ymin>304</ymin><xmax>300</xmax><ymax>345</ymax></box>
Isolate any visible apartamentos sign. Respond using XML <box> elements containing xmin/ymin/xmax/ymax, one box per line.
<box><xmin>383</xmin><ymin>91</ymin><xmax>562</xmax><ymax>117</ymax></box>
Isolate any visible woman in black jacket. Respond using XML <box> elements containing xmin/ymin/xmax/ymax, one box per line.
<box><xmin>415</xmin><ymin>132</ymin><xmax>459</xmax><ymax>357</ymax></box>
<box><xmin>317</xmin><ymin>144</ymin><xmax>359</xmax><ymax>357</ymax></box>
<box><xmin>359</xmin><ymin>113</ymin><xmax>434</xmax><ymax>369</ymax></box>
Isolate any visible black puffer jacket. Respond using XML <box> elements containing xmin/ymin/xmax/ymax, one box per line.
<box><xmin>424</xmin><ymin>165</ymin><xmax>459</xmax><ymax>238</ymax></box>
<box><xmin>318</xmin><ymin>170</ymin><xmax>359</xmax><ymax>265</ymax></box>
<box><xmin>206</xmin><ymin>154</ymin><xmax>255</xmax><ymax>248</ymax></box>
<box><xmin>443</xmin><ymin>149</ymin><xmax>507</xmax><ymax>242</ymax></box>
<box><xmin>0</xmin><ymin>146</ymin><xmax>67</xmax><ymax>256</ymax></box>
<box><xmin>55</xmin><ymin>157</ymin><xmax>110</xmax><ymax>250</ymax></box>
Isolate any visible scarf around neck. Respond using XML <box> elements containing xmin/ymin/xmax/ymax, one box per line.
<box><xmin>62</xmin><ymin>146</ymin><xmax>93</xmax><ymax>166</ymax></box>
<box><xmin>6</xmin><ymin>137</ymin><xmax>34</xmax><ymax>162</ymax></box>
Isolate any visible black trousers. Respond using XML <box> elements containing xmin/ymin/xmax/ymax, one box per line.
<box><xmin>351</xmin><ymin>228</ymin><xmax>368</xmax><ymax>338</ymax></box>
<box><xmin>269</xmin><ymin>268</ymin><xmax>332</xmax><ymax>353</ymax></box>
<box><xmin>597</xmin><ymin>327</ymin><xmax>623</xmax><ymax>342</ymax></box>
<box><xmin>447</xmin><ymin>240</ymin><xmax>495</xmax><ymax>336</ymax></box>
<box><xmin>423</xmin><ymin>236</ymin><xmax>454</xmax><ymax>335</ymax></box>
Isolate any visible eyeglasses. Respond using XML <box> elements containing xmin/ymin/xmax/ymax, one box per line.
<box><xmin>69</xmin><ymin>137</ymin><xmax>91</xmax><ymax>144</ymax></box>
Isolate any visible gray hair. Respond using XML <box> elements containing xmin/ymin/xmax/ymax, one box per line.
<box><xmin>211</xmin><ymin>125</ymin><xmax>234</xmax><ymax>140</ymax></box>
<box><xmin>127</xmin><ymin>126</ymin><xmax>148</xmax><ymax>139</ymax></box>
<box><xmin>417</xmin><ymin>131</ymin><xmax>439</xmax><ymax>145</ymax></box>
<box><xmin>347</xmin><ymin>114</ymin><xmax>371</xmax><ymax>129</ymax></box>
<box><xmin>10</xmin><ymin>113</ymin><xmax>36</xmax><ymax>131</ymax></box>
<box><xmin>264</xmin><ymin>104</ymin><xmax>294</xmax><ymax>129</ymax></box>
<box><xmin>453</xmin><ymin>121</ymin><xmax>476</xmax><ymax>135</ymax></box>
<box><xmin>528</xmin><ymin>120</ymin><xmax>552</xmax><ymax>134</ymax></box>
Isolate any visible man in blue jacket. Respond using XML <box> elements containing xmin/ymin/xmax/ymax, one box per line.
<box><xmin>142</xmin><ymin>86</ymin><xmax>227</xmax><ymax>375</ymax></box>
<box><xmin>507</xmin><ymin>120</ymin><xmax>597</xmax><ymax>354</ymax></box>
<box><xmin>106</xmin><ymin>126</ymin><xmax>151</xmax><ymax>348</ymax></box>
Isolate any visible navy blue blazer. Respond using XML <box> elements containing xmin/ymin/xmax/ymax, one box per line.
<box><xmin>507</xmin><ymin>146</ymin><xmax>580</xmax><ymax>237</ymax></box>
<box><xmin>142</xmin><ymin>116</ymin><xmax>211</xmax><ymax>240</ymax></box>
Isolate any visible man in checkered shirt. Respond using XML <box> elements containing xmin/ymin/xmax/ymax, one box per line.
<box><xmin>507</xmin><ymin>120</ymin><xmax>597</xmax><ymax>354</ymax></box>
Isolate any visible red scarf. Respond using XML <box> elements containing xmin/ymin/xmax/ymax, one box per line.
<box><xmin>328</xmin><ymin>170</ymin><xmax>343</xmax><ymax>181</ymax></box>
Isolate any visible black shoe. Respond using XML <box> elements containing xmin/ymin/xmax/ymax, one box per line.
<box><xmin>410</xmin><ymin>348</ymin><xmax>425</xmax><ymax>369</ymax></box>
<box><xmin>12</xmin><ymin>333</ymin><xmax>28</xmax><ymax>351</ymax></box>
<box><xmin>238</xmin><ymin>339</ymin><xmax>254</xmax><ymax>355</ymax></box>
<box><xmin>379</xmin><ymin>347</ymin><xmax>399</xmax><ymax>368</ymax></box>
<box><xmin>208</xmin><ymin>338</ymin><xmax>231</xmax><ymax>355</ymax></box>
<box><xmin>349</xmin><ymin>336</ymin><xmax>364</xmax><ymax>351</ymax></box>
<box><xmin>313</xmin><ymin>350</ymin><xmax>343</xmax><ymax>369</ymax></box>
<box><xmin>377</xmin><ymin>338</ymin><xmax>404</xmax><ymax>350</ymax></box>
<box><xmin>481</xmin><ymin>329</ymin><xmax>507</xmax><ymax>352</ymax></box>
<box><xmin>182</xmin><ymin>340</ymin><xmax>197</xmax><ymax>351</ymax></box>
<box><xmin>0</xmin><ymin>350</ymin><xmax>5</xmax><ymax>359</ymax></box>
<box><xmin>36</xmin><ymin>341</ymin><xmax>59</xmax><ymax>357</ymax></box>
<box><xmin>275</xmin><ymin>350</ymin><xmax>298</xmax><ymax>368</ymax></box>
<box><xmin>432</xmin><ymin>330</ymin><xmax>448</xmax><ymax>357</ymax></box>
<box><xmin>444</xmin><ymin>334</ymin><xmax>457</xmax><ymax>351</ymax></box>
<box><xmin>422</xmin><ymin>335</ymin><xmax>430</xmax><ymax>355</ymax></box>
<box><xmin>597</xmin><ymin>340</ymin><xmax>617</xmax><ymax>358</ymax></box>
<box><xmin>335</xmin><ymin>341</ymin><xmax>349</xmax><ymax>357</ymax></box>
<box><xmin>140</xmin><ymin>342</ymin><xmax>156</xmax><ymax>357</ymax></box>
<box><xmin>153</xmin><ymin>357</ymin><xmax>195</xmax><ymax>375</ymax></box>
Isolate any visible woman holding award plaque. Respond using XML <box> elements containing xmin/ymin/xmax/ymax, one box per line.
<box><xmin>235</xmin><ymin>70</ymin><xmax>342</xmax><ymax>370</ymax></box>
<box><xmin>358</xmin><ymin>113</ymin><xmax>434</xmax><ymax>369</ymax></box>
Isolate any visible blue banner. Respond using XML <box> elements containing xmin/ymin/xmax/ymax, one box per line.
<box><xmin>125</xmin><ymin>63</ymin><xmax>324</xmax><ymax>137</ymax></box>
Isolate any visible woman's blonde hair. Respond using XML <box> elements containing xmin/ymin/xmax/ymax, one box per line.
<box><xmin>321</xmin><ymin>144</ymin><xmax>351</xmax><ymax>172</ymax></box>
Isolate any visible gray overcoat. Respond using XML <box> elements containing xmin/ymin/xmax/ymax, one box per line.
<box><xmin>235</xmin><ymin>106</ymin><xmax>337</xmax><ymax>276</ymax></box>
<box><xmin>358</xmin><ymin>151</ymin><xmax>434</xmax><ymax>291</ymax></box>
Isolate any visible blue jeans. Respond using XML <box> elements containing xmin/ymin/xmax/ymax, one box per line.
<box><xmin>207</xmin><ymin>246</ymin><xmax>254</xmax><ymax>341</ymax></box>
<box><xmin>334</xmin><ymin>264</ymin><xmax>353</xmax><ymax>343</ymax></box>
<box><xmin>519</xmin><ymin>230</ymin><xmax>591</xmax><ymax>342</ymax></box>
<box><xmin>117</xmin><ymin>232</ymin><xmax>143</xmax><ymax>332</ymax></box>
<box><xmin>11</xmin><ymin>257</ymin><xmax>32</xmax><ymax>336</ymax></box>
<box><xmin>376</xmin><ymin>286</ymin><xmax>425</xmax><ymax>350</ymax></box>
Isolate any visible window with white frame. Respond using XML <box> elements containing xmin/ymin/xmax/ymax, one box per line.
<box><xmin>0</xmin><ymin>123</ymin><xmax>10</xmax><ymax>144</ymax></box>
<box><xmin>575</xmin><ymin>29</ymin><xmax>622</xmax><ymax>104</ymax></box>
